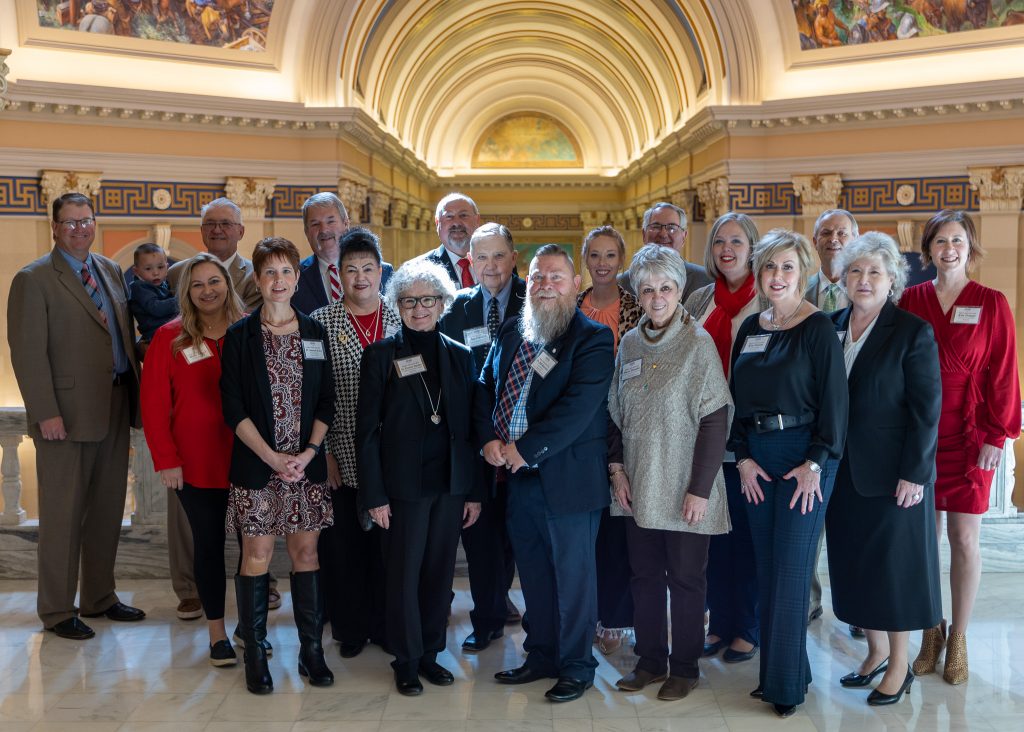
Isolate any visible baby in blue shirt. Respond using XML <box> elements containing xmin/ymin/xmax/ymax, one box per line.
<box><xmin>128</xmin><ymin>243</ymin><xmax>178</xmax><ymax>349</ymax></box>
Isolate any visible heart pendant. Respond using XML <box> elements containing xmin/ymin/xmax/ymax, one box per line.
<box><xmin>431</xmin><ymin>414</ymin><xmax>441</xmax><ymax>425</ymax></box>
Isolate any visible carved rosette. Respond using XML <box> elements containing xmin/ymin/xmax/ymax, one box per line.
<box><xmin>791</xmin><ymin>173</ymin><xmax>843</xmax><ymax>219</ymax></box>
<box><xmin>369</xmin><ymin>190</ymin><xmax>391</xmax><ymax>226</ymax></box>
<box><xmin>696</xmin><ymin>177</ymin><xmax>730</xmax><ymax>222</ymax></box>
<box><xmin>40</xmin><ymin>170</ymin><xmax>103</xmax><ymax>212</ymax></box>
<box><xmin>968</xmin><ymin>166</ymin><xmax>1024</xmax><ymax>213</ymax></box>
<box><xmin>224</xmin><ymin>176</ymin><xmax>276</xmax><ymax>221</ymax></box>
<box><xmin>338</xmin><ymin>179</ymin><xmax>368</xmax><ymax>224</ymax></box>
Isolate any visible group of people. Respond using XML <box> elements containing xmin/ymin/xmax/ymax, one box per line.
<box><xmin>7</xmin><ymin>188</ymin><xmax>1019</xmax><ymax>719</ymax></box>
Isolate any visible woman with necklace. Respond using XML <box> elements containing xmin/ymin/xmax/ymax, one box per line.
<box><xmin>684</xmin><ymin>212</ymin><xmax>764</xmax><ymax>666</ymax></box>
<box><xmin>356</xmin><ymin>259</ymin><xmax>483</xmax><ymax>696</ymax></box>
<box><xmin>576</xmin><ymin>226</ymin><xmax>642</xmax><ymax>655</ymax></box>
<box><xmin>220</xmin><ymin>237</ymin><xmax>336</xmax><ymax>695</ymax></box>
<box><xmin>728</xmin><ymin>229</ymin><xmax>848</xmax><ymax>719</ymax></box>
<box><xmin>311</xmin><ymin>227</ymin><xmax>401</xmax><ymax>659</ymax></box>
<box><xmin>900</xmin><ymin>210</ymin><xmax>1020</xmax><ymax>685</ymax></box>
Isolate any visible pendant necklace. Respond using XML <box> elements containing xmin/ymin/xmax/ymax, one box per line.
<box><xmin>768</xmin><ymin>301</ymin><xmax>802</xmax><ymax>331</ymax></box>
<box><xmin>418</xmin><ymin>374</ymin><xmax>442</xmax><ymax>424</ymax></box>
<box><xmin>347</xmin><ymin>302</ymin><xmax>381</xmax><ymax>344</ymax></box>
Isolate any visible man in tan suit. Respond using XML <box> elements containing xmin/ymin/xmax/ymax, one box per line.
<box><xmin>7</xmin><ymin>192</ymin><xmax>145</xmax><ymax>639</ymax></box>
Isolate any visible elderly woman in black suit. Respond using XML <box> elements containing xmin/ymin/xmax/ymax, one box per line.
<box><xmin>356</xmin><ymin>259</ymin><xmax>483</xmax><ymax>696</ymax></box>
<box><xmin>221</xmin><ymin>237</ymin><xmax>336</xmax><ymax>695</ymax></box>
<box><xmin>827</xmin><ymin>232</ymin><xmax>942</xmax><ymax>706</ymax></box>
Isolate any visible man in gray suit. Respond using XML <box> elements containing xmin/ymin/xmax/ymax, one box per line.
<box><xmin>803</xmin><ymin>208</ymin><xmax>859</xmax><ymax>313</ymax></box>
<box><xmin>8</xmin><ymin>192</ymin><xmax>144</xmax><ymax>639</ymax></box>
<box><xmin>617</xmin><ymin>202</ymin><xmax>711</xmax><ymax>303</ymax></box>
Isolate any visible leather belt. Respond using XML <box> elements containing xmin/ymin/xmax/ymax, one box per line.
<box><xmin>743</xmin><ymin>412</ymin><xmax>814</xmax><ymax>434</ymax></box>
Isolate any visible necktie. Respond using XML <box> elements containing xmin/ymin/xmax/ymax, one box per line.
<box><xmin>327</xmin><ymin>263</ymin><xmax>342</xmax><ymax>301</ymax></box>
<box><xmin>823</xmin><ymin>283</ymin><xmax>840</xmax><ymax>313</ymax></box>
<box><xmin>493</xmin><ymin>340</ymin><xmax>537</xmax><ymax>443</ymax></box>
<box><xmin>487</xmin><ymin>297</ymin><xmax>500</xmax><ymax>341</ymax></box>
<box><xmin>457</xmin><ymin>257</ymin><xmax>474</xmax><ymax>288</ymax></box>
<box><xmin>81</xmin><ymin>262</ymin><xmax>107</xmax><ymax>324</ymax></box>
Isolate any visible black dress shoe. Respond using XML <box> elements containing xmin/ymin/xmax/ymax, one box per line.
<box><xmin>81</xmin><ymin>602</ymin><xmax>145</xmax><ymax>622</ymax></box>
<box><xmin>462</xmin><ymin>628</ymin><xmax>503</xmax><ymax>653</ymax></box>
<box><xmin>419</xmin><ymin>660</ymin><xmax>455</xmax><ymax>686</ymax></box>
<box><xmin>849</xmin><ymin>625</ymin><xmax>866</xmax><ymax>639</ymax></box>
<box><xmin>840</xmin><ymin>657</ymin><xmax>889</xmax><ymax>687</ymax></box>
<box><xmin>702</xmin><ymin>638</ymin><xmax>727</xmax><ymax>657</ymax></box>
<box><xmin>723</xmin><ymin>645</ymin><xmax>758</xmax><ymax>663</ymax></box>
<box><xmin>394</xmin><ymin>669</ymin><xmax>423</xmax><ymax>696</ymax></box>
<box><xmin>867</xmin><ymin>666</ymin><xmax>914</xmax><ymax>706</ymax></box>
<box><xmin>545</xmin><ymin>677</ymin><xmax>592</xmax><ymax>702</ymax></box>
<box><xmin>749</xmin><ymin>685</ymin><xmax>764</xmax><ymax>698</ymax></box>
<box><xmin>495</xmin><ymin>664</ymin><xmax>551</xmax><ymax>685</ymax></box>
<box><xmin>46</xmin><ymin>617</ymin><xmax>95</xmax><ymax>640</ymax></box>
<box><xmin>774</xmin><ymin>703</ymin><xmax>797</xmax><ymax>718</ymax></box>
<box><xmin>339</xmin><ymin>639</ymin><xmax>367</xmax><ymax>658</ymax></box>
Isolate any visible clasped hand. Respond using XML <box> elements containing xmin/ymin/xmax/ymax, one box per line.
<box><xmin>483</xmin><ymin>439</ymin><xmax>527</xmax><ymax>473</ymax></box>
<box><xmin>266</xmin><ymin>449</ymin><xmax>312</xmax><ymax>483</ymax></box>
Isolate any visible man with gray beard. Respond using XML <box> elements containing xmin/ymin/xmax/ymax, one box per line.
<box><xmin>475</xmin><ymin>245</ymin><xmax>614</xmax><ymax>703</ymax></box>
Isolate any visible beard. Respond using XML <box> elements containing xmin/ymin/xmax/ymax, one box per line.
<box><xmin>520</xmin><ymin>292</ymin><xmax>575</xmax><ymax>345</ymax></box>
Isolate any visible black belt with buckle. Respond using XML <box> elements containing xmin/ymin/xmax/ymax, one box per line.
<box><xmin>744</xmin><ymin>413</ymin><xmax>814</xmax><ymax>434</ymax></box>
<box><xmin>112</xmin><ymin>371</ymin><xmax>132</xmax><ymax>386</ymax></box>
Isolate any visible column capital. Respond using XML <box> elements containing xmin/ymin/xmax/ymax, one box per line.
<box><xmin>791</xmin><ymin>173</ymin><xmax>843</xmax><ymax>218</ymax></box>
<box><xmin>369</xmin><ymin>189</ymin><xmax>391</xmax><ymax>226</ymax></box>
<box><xmin>670</xmin><ymin>190</ymin><xmax>696</xmax><ymax>223</ymax></box>
<box><xmin>968</xmin><ymin>166</ymin><xmax>1024</xmax><ymax>213</ymax></box>
<box><xmin>580</xmin><ymin>211</ymin><xmax>608</xmax><ymax>229</ymax></box>
<box><xmin>40</xmin><ymin>170</ymin><xmax>103</xmax><ymax>212</ymax></box>
<box><xmin>338</xmin><ymin>178</ymin><xmax>368</xmax><ymax>224</ymax></box>
<box><xmin>224</xmin><ymin>176</ymin><xmax>276</xmax><ymax>222</ymax></box>
<box><xmin>0</xmin><ymin>48</ymin><xmax>10</xmax><ymax>111</ymax></box>
<box><xmin>696</xmin><ymin>176</ymin><xmax>730</xmax><ymax>222</ymax></box>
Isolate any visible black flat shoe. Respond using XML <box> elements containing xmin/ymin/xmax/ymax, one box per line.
<box><xmin>723</xmin><ymin>645</ymin><xmax>758</xmax><ymax>663</ymax></box>
<box><xmin>419</xmin><ymin>660</ymin><xmax>455</xmax><ymax>686</ymax></box>
<box><xmin>774</xmin><ymin>703</ymin><xmax>797</xmax><ymax>718</ymax></box>
<box><xmin>495</xmin><ymin>665</ymin><xmax>551</xmax><ymax>685</ymax></box>
<box><xmin>545</xmin><ymin>677</ymin><xmax>592</xmax><ymax>702</ymax></box>
<box><xmin>841</xmin><ymin>657</ymin><xmax>889</xmax><ymax>687</ymax></box>
<box><xmin>702</xmin><ymin>638</ymin><xmax>727</xmax><ymax>657</ymax></box>
<box><xmin>867</xmin><ymin>666</ymin><xmax>914</xmax><ymax>706</ymax></box>
<box><xmin>81</xmin><ymin>602</ymin><xmax>145</xmax><ymax>622</ymax></box>
<box><xmin>394</xmin><ymin>669</ymin><xmax>423</xmax><ymax>696</ymax></box>
<box><xmin>462</xmin><ymin>628</ymin><xmax>503</xmax><ymax>653</ymax></box>
<box><xmin>46</xmin><ymin>617</ymin><xmax>95</xmax><ymax>640</ymax></box>
<box><xmin>339</xmin><ymin>639</ymin><xmax>367</xmax><ymax>658</ymax></box>
<box><xmin>749</xmin><ymin>685</ymin><xmax>764</xmax><ymax>698</ymax></box>
<box><xmin>849</xmin><ymin>625</ymin><xmax>866</xmax><ymax>639</ymax></box>
<box><xmin>807</xmin><ymin>606</ymin><xmax>823</xmax><ymax>624</ymax></box>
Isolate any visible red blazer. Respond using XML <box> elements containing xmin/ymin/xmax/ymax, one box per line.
<box><xmin>141</xmin><ymin>319</ymin><xmax>234</xmax><ymax>489</ymax></box>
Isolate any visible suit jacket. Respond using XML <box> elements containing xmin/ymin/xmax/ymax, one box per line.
<box><xmin>475</xmin><ymin>310</ymin><xmax>614</xmax><ymax>514</ymax></box>
<box><xmin>220</xmin><ymin>307</ymin><xmax>336</xmax><ymax>490</ymax></box>
<box><xmin>619</xmin><ymin>260</ymin><xmax>711</xmax><ymax>305</ymax></box>
<box><xmin>8</xmin><ymin>250</ymin><xmax>141</xmax><ymax>441</ymax></box>
<box><xmin>830</xmin><ymin>300</ymin><xmax>941</xmax><ymax>496</ymax></box>
<box><xmin>439</xmin><ymin>277</ymin><xmax>527</xmax><ymax>367</ymax></box>
<box><xmin>167</xmin><ymin>253</ymin><xmax>262</xmax><ymax>311</ymax></box>
<box><xmin>356</xmin><ymin>328</ymin><xmax>482</xmax><ymax>510</ymax></box>
<box><xmin>293</xmin><ymin>254</ymin><xmax>394</xmax><ymax>315</ymax></box>
<box><xmin>422</xmin><ymin>243</ymin><xmax>462</xmax><ymax>288</ymax></box>
<box><xmin>803</xmin><ymin>271</ymin><xmax>823</xmax><ymax>307</ymax></box>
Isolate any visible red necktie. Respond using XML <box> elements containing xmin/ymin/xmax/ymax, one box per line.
<box><xmin>327</xmin><ymin>263</ymin><xmax>342</xmax><ymax>301</ymax></box>
<box><xmin>457</xmin><ymin>257</ymin><xmax>474</xmax><ymax>288</ymax></box>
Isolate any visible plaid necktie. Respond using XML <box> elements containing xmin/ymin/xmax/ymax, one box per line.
<box><xmin>327</xmin><ymin>263</ymin><xmax>342</xmax><ymax>301</ymax></box>
<box><xmin>81</xmin><ymin>262</ymin><xmax>107</xmax><ymax>324</ymax></box>
<box><xmin>823</xmin><ymin>283</ymin><xmax>840</xmax><ymax>313</ymax></box>
<box><xmin>457</xmin><ymin>257</ymin><xmax>474</xmax><ymax>288</ymax></box>
<box><xmin>487</xmin><ymin>297</ymin><xmax>500</xmax><ymax>341</ymax></box>
<box><xmin>493</xmin><ymin>339</ymin><xmax>537</xmax><ymax>443</ymax></box>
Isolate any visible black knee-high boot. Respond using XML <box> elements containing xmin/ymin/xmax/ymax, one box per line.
<box><xmin>235</xmin><ymin>573</ymin><xmax>273</xmax><ymax>694</ymax></box>
<box><xmin>291</xmin><ymin>570</ymin><xmax>334</xmax><ymax>687</ymax></box>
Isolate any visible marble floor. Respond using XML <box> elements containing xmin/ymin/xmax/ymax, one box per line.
<box><xmin>1</xmin><ymin>575</ymin><xmax>1023</xmax><ymax>732</ymax></box>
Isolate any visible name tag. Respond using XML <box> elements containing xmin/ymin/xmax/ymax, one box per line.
<box><xmin>302</xmin><ymin>339</ymin><xmax>326</xmax><ymax>360</ymax></box>
<box><xmin>952</xmin><ymin>306</ymin><xmax>982</xmax><ymax>325</ymax></box>
<box><xmin>394</xmin><ymin>354</ymin><xmax>427</xmax><ymax>378</ymax></box>
<box><xmin>621</xmin><ymin>358</ymin><xmax>642</xmax><ymax>382</ymax></box>
<box><xmin>464</xmin><ymin>326</ymin><xmax>491</xmax><ymax>348</ymax></box>
<box><xmin>182</xmin><ymin>344</ymin><xmax>211</xmax><ymax>364</ymax></box>
<box><xmin>531</xmin><ymin>350</ymin><xmax>558</xmax><ymax>378</ymax></box>
<box><xmin>385</xmin><ymin>324</ymin><xmax>400</xmax><ymax>338</ymax></box>
<box><xmin>740</xmin><ymin>334</ymin><xmax>771</xmax><ymax>354</ymax></box>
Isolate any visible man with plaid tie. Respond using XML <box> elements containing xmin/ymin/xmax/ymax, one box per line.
<box><xmin>475</xmin><ymin>245</ymin><xmax>614</xmax><ymax>702</ymax></box>
<box><xmin>7</xmin><ymin>192</ymin><xmax>144</xmax><ymax>640</ymax></box>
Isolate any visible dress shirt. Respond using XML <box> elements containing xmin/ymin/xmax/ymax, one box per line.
<box><xmin>445</xmin><ymin>247</ymin><xmax>476</xmax><ymax>285</ymax></box>
<box><xmin>480</xmin><ymin>277</ymin><xmax>514</xmax><ymax>323</ymax></box>
<box><xmin>58</xmin><ymin>247</ymin><xmax>130</xmax><ymax>375</ymax></box>
<box><xmin>842</xmin><ymin>312</ymin><xmax>880</xmax><ymax>376</ymax></box>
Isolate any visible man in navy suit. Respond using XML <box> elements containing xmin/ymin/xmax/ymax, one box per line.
<box><xmin>421</xmin><ymin>192</ymin><xmax>481</xmax><ymax>289</ymax></box>
<box><xmin>440</xmin><ymin>222</ymin><xmax>525</xmax><ymax>653</ymax></box>
<box><xmin>476</xmin><ymin>245</ymin><xmax>613</xmax><ymax>702</ymax></box>
<box><xmin>293</xmin><ymin>192</ymin><xmax>392</xmax><ymax>314</ymax></box>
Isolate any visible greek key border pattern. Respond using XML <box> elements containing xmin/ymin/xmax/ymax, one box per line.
<box><xmin>729</xmin><ymin>182</ymin><xmax>798</xmax><ymax>215</ymax></box>
<box><xmin>840</xmin><ymin>177</ymin><xmax>979</xmax><ymax>213</ymax></box>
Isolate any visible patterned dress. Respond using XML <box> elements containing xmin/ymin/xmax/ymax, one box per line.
<box><xmin>227</xmin><ymin>329</ymin><xmax>333</xmax><ymax>536</ymax></box>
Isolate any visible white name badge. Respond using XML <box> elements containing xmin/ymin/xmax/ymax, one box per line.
<box><xmin>394</xmin><ymin>354</ymin><xmax>427</xmax><ymax>378</ymax></box>
<box><xmin>182</xmin><ymin>344</ymin><xmax>212</xmax><ymax>364</ymax></box>
<box><xmin>464</xmin><ymin>326</ymin><xmax>491</xmax><ymax>349</ymax></box>
<box><xmin>740</xmin><ymin>334</ymin><xmax>771</xmax><ymax>354</ymax></box>
<box><xmin>531</xmin><ymin>350</ymin><xmax>558</xmax><ymax>378</ymax></box>
<box><xmin>302</xmin><ymin>339</ymin><xmax>326</xmax><ymax>360</ymax></box>
<box><xmin>952</xmin><ymin>306</ymin><xmax>982</xmax><ymax>325</ymax></box>
<box><xmin>385</xmin><ymin>323</ymin><xmax>400</xmax><ymax>338</ymax></box>
<box><xmin>621</xmin><ymin>358</ymin><xmax>642</xmax><ymax>382</ymax></box>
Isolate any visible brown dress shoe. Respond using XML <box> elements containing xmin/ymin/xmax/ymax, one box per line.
<box><xmin>657</xmin><ymin>676</ymin><xmax>698</xmax><ymax>701</ymax></box>
<box><xmin>615</xmin><ymin>668</ymin><xmax>667</xmax><ymax>692</ymax></box>
<box><xmin>177</xmin><ymin>598</ymin><xmax>203</xmax><ymax>620</ymax></box>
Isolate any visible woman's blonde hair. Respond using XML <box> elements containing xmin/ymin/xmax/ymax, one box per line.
<box><xmin>172</xmin><ymin>252</ymin><xmax>245</xmax><ymax>355</ymax></box>
<box><xmin>751</xmin><ymin>229</ymin><xmax>815</xmax><ymax>301</ymax></box>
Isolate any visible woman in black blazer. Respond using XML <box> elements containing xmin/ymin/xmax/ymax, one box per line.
<box><xmin>220</xmin><ymin>237</ymin><xmax>336</xmax><ymax>695</ymax></box>
<box><xmin>356</xmin><ymin>259</ymin><xmax>483</xmax><ymax>696</ymax></box>
<box><xmin>826</xmin><ymin>232</ymin><xmax>942</xmax><ymax>706</ymax></box>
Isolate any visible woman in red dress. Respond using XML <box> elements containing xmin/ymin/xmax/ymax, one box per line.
<box><xmin>900</xmin><ymin>210</ymin><xmax>1021</xmax><ymax>685</ymax></box>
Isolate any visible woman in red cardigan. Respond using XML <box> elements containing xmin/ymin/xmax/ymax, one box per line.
<box><xmin>141</xmin><ymin>252</ymin><xmax>246</xmax><ymax>667</ymax></box>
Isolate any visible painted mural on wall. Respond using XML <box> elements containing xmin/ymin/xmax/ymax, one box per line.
<box><xmin>472</xmin><ymin>114</ymin><xmax>583</xmax><ymax>168</ymax></box>
<box><xmin>794</xmin><ymin>0</ymin><xmax>1024</xmax><ymax>49</ymax></box>
<box><xmin>35</xmin><ymin>0</ymin><xmax>275</xmax><ymax>51</ymax></box>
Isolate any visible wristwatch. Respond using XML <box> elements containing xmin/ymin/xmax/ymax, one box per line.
<box><xmin>806</xmin><ymin>460</ymin><xmax>822</xmax><ymax>474</ymax></box>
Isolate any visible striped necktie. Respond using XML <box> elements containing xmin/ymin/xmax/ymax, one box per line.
<box><xmin>327</xmin><ymin>263</ymin><xmax>342</xmax><ymax>301</ymax></box>
<box><xmin>81</xmin><ymin>262</ymin><xmax>107</xmax><ymax>324</ymax></box>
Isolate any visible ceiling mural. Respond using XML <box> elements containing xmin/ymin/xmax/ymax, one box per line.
<box><xmin>472</xmin><ymin>114</ymin><xmax>583</xmax><ymax>169</ymax></box>
<box><xmin>793</xmin><ymin>0</ymin><xmax>1024</xmax><ymax>49</ymax></box>
<box><xmin>34</xmin><ymin>0</ymin><xmax>275</xmax><ymax>51</ymax></box>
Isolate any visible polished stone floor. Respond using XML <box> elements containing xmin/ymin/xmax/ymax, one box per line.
<box><xmin>1</xmin><ymin>574</ymin><xmax>1022</xmax><ymax>731</ymax></box>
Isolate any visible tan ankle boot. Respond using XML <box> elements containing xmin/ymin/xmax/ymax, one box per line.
<box><xmin>943</xmin><ymin>631</ymin><xmax>969</xmax><ymax>685</ymax></box>
<box><xmin>912</xmin><ymin>619</ymin><xmax>947</xmax><ymax>675</ymax></box>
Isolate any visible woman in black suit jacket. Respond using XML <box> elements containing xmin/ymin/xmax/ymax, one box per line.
<box><xmin>221</xmin><ymin>237</ymin><xmax>336</xmax><ymax>695</ymax></box>
<box><xmin>826</xmin><ymin>232</ymin><xmax>942</xmax><ymax>706</ymax></box>
<box><xmin>356</xmin><ymin>258</ymin><xmax>483</xmax><ymax>696</ymax></box>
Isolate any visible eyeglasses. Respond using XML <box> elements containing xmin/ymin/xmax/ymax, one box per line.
<box><xmin>397</xmin><ymin>295</ymin><xmax>442</xmax><ymax>309</ymax></box>
<box><xmin>201</xmin><ymin>221</ymin><xmax>241</xmax><ymax>230</ymax></box>
<box><xmin>58</xmin><ymin>218</ymin><xmax>95</xmax><ymax>230</ymax></box>
<box><xmin>645</xmin><ymin>223</ymin><xmax>683</xmax><ymax>236</ymax></box>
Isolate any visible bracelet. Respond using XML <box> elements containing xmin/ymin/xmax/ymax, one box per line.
<box><xmin>306</xmin><ymin>442</ymin><xmax>322</xmax><ymax>456</ymax></box>
<box><xmin>609</xmin><ymin>468</ymin><xmax>625</xmax><ymax>477</ymax></box>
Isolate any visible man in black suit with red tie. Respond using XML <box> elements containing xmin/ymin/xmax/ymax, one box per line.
<box><xmin>421</xmin><ymin>193</ymin><xmax>481</xmax><ymax>289</ymax></box>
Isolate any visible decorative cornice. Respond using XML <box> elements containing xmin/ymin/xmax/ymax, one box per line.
<box><xmin>39</xmin><ymin>170</ymin><xmax>103</xmax><ymax>211</ymax></box>
<box><xmin>224</xmin><ymin>177</ymin><xmax>276</xmax><ymax>221</ymax></box>
<box><xmin>791</xmin><ymin>174</ymin><xmax>843</xmax><ymax>218</ymax></box>
<box><xmin>968</xmin><ymin>166</ymin><xmax>1024</xmax><ymax>213</ymax></box>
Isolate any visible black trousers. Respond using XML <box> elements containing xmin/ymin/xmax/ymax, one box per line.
<box><xmin>462</xmin><ymin>479</ymin><xmax>514</xmax><ymax>634</ymax></box>
<box><xmin>318</xmin><ymin>485</ymin><xmax>387</xmax><ymax>645</ymax></box>
<box><xmin>626</xmin><ymin>518</ymin><xmax>710</xmax><ymax>679</ymax></box>
<box><xmin>383</xmin><ymin>492</ymin><xmax>464</xmax><ymax>669</ymax></box>
<box><xmin>176</xmin><ymin>484</ymin><xmax>229</xmax><ymax>620</ymax></box>
<box><xmin>596</xmin><ymin>508</ymin><xmax>634</xmax><ymax>628</ymax></box>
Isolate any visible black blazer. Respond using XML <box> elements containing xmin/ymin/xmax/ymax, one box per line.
<box><xmin>221</xmin><ymin>307</ymin><xmax>336</xmax><ymax>490</ymax></box>
<box><xmin>293</xmin><ymin>254</ymin><xmax>394</xmax><ymax>315</ymax></box>
<box><xmin>439</xmin><ymin>277</ymin><xmax>527</xmax><ymax>367</ymax></box>
<box><xmin>356</xmin><ymin>327</ymin><xmax>482</xmax><ymax>510</ymax></box>
<box><xmin>831</xmin><ymin>300</ymin><xmax>941</xmax><ymax>496</ymax></box>
<box><xmin>423</xmin><ymin>244</ymin><xmax>462</xmax><ymax>288</ymax></box>
<box><xmin>475</xmin><ymin>310</ymin><xmax>614</xmax><ymax>515</ymax></box>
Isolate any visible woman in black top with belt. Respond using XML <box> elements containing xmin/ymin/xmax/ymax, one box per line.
<box><xmin>728</xmin><ymin>229</ymin><xmax>848</xmax><ymax>719</ymax></box>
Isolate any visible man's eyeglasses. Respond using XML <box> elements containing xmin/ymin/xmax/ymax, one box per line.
<box><xmin>645</xmin><ymin>223</ymin><xmax>683</xmax><ymax>236</ymax></box>
<box><xmin>397</xmin><ymin>295</ymin><xmax>442</xmax><ymax>309</ymax></box>
<box><xmin>58</xmin><ymin>218</ymin><xmax>95</xmax><ymax>230</ymax></box>
<box><xmin>201</xmin><ymin>221</ymin><xmax>241</xmax><ymax>230</ymax></box>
